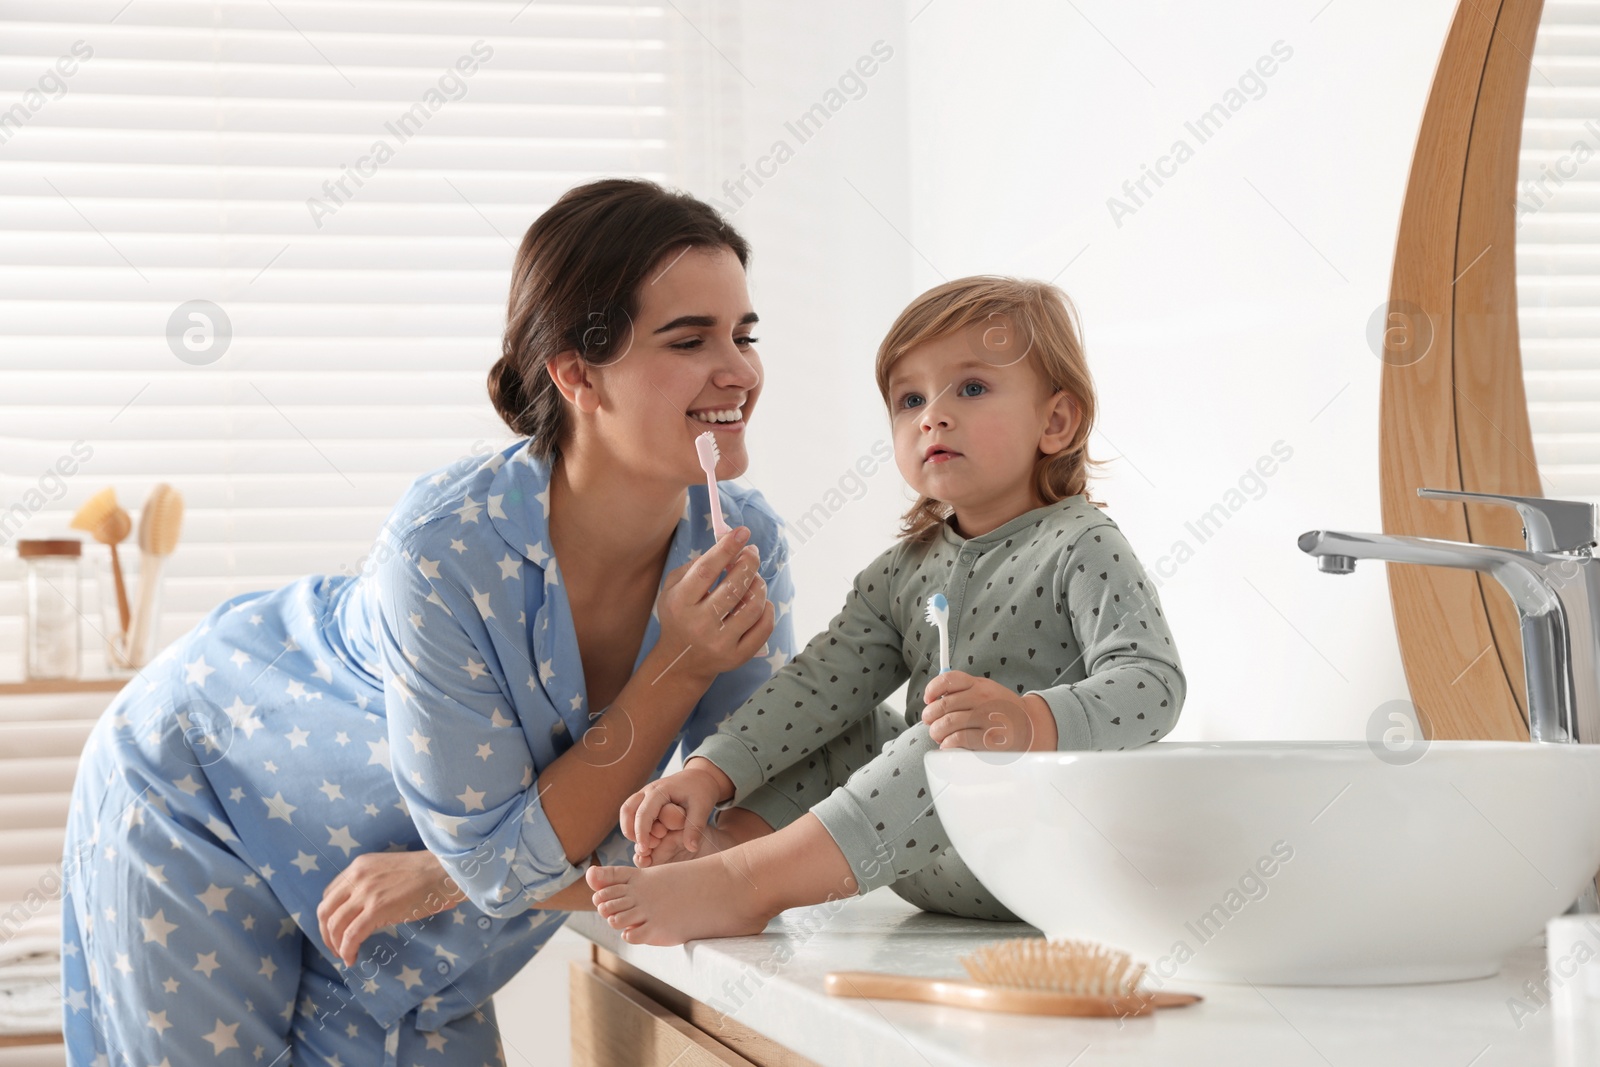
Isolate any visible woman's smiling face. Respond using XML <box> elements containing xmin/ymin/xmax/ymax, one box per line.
<box><xmin>579</xmin><ymin>245</ymin><xmax>762</xmax><ymax>486</ymax></box>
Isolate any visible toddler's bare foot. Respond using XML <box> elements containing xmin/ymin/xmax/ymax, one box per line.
<box><xmin>587</xmin><ymin>853</ymin><xmax>778</xmax><ymax>945</ymax></box>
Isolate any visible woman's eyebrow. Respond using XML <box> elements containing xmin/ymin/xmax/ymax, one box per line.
<box><xmin>653</xmin><ymin>311</ymin><xmax>760</xmax><ymax>334</ymax></box>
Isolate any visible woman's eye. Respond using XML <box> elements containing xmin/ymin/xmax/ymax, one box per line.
<box><xmin>672</xmin><ymin>336</ymin><xmax>759</xmax><ymax>351</ymax></box>
<box><xmin>960</xmin><ymin>381</ymin><xmax>987</xmax><ymax>398</ymax></box>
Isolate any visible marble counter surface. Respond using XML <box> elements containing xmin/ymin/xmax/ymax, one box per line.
<box><xmin>567</xmin><ymin>888</ymin><xmax>1600</xmax><ymax>1066</ymax></box>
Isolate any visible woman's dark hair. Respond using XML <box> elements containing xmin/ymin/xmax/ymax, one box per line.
<box><xmin>488</xmin><ymin>178</ymin><xmax>751</xmax><ymax>458</ymax></box>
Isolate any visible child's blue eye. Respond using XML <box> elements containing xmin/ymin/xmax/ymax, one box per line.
<box><xmin>960</xmin><ymin>381</ymin><xmax>987</xmax><ymax>397</ymax></box>
<box><xmin>900</xmin><ymin>393</ymin><xmax>924</xmax><ymax>410</ymax></box>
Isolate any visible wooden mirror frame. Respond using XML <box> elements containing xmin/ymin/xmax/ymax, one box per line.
<box><xmin>1381</xmin><ymin>0</ymin><xmax>1546</xmax><ymax>741</ymax></box>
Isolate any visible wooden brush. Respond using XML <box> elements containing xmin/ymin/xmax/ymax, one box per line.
<box><xmin>825</xmin><ymin>937</ymin><xmax>1202</xmax><ymax>1018</ymax></box>
<box><xmin>69</xmin><ymin>487</ymin><xmax>133</xmax><ymax>635</ymax></box>
<box><xmin>124</xmin><ymin>483</ymin><xmax>184</xmax><ymax>667</ymax></box>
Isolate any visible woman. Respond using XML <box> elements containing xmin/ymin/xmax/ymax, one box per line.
<box><xmin>60</xmin><ymin>179</ymin><xmax>792</xmax><ymax>1065</ymax></box>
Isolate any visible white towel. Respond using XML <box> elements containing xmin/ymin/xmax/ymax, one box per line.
<box><xmin>0</xmin><ymin>901</ymin><xmax>62</xmax><ymax>1035</ymax></box>
<box><xmin>0</xmin><ymin>978</ymin><xmax>60</xmax><ymax>1034</ymax></box>
<box><xmin>0</xmin><ymin>903</ymin><xmax>60</xmax><ymax>968</ymax></box>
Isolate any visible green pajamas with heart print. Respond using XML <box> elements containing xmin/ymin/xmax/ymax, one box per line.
<box><xmin>692</xmin><ymin>494</ymin><xmax>1187</xmax><ymax>918</ymax></box>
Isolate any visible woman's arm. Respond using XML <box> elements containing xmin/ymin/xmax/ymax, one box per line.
<box><xmin>377</xmin><ymin>527</ymin><xmax>772</xmax><ymax>917</ymax></box>
<box><xmin>318</xmin><ymin>847</ymin><xmax>601</xmax><ymax>968</ymax></box>
<box><xmin>528</xmin><ymin>876</ymin><xmax>601</xmax><ymax>910</ymax></box>
<box><xmin>538</xmin><ymin>529</ymin><xmax>775</xmax><ymax>863</ymax></box>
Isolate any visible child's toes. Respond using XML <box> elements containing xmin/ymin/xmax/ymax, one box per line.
<box><xmin>592</xmin><ymin>884</ymin><xmax>630</xmax><ymax>908</ymax></box>
<box><xmin>599</xmin><ymin>898</ymin><xmax>636</xmax><ymax>922</ymax></box>
<box><xmin>585</xmin><ymin>864</ymin><xmax>635</xmax><ymax>891</ymax></box>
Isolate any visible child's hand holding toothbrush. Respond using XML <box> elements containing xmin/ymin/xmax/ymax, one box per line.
<box><xmin>921</xmin><ymin>671</ymin><xmax>1059</xmax><ymax>752</ymax></box>
<box><xmin>920</xmin><ymin>593</ymin><xmax>1054</xmax><ymax>751</ymax></box>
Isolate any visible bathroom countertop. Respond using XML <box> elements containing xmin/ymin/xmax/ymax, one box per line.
<box><xmin>566</xmin><ymin>888</ymin><xmax>1598</xmax><ymax>1066</ymax></box>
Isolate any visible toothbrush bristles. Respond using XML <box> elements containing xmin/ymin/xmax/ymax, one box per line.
<box><xmin>696</xmin><ymin>430</ymin><xmax>720</xmax><ymax>468</ymax></box>
<box><xmin>696</xmin><ymin>430</ymin><xmax>730</xmax><ymax>539</ymax></box>
<box><xmin>925</xmin><ymin>594</ymin><xmax>951</xmax><ymax>673</ymax></box>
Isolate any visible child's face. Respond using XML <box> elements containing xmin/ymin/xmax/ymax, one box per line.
<box><xmin>886</xmin><ymin>319</ymin><xmax>1076</xmax><ymax>531</ymax></box>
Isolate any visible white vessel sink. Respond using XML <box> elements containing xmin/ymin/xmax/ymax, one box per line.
<box><xmin>925</xmin><ymin>741</ymin><xmax>1600</xmax><ymax>985</ymax></box>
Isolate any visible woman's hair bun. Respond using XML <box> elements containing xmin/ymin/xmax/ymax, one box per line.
<box><xmin>487</xmin><ymin>355</ymin><xmax>536</xmax><ymax>437</ymax></box>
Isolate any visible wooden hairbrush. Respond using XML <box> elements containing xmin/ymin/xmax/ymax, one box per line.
<box><xmin>825</xmin><ymin>937</ymin><xmax>1202</xmax><ymax>1017</ymax></box>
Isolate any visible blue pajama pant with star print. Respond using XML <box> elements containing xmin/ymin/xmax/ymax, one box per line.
<box><xmin>59</xmin><ymin>724</ymin><xmax>507</xmax><ymax>1067</ymax></box>
<box><xmin>56</xmin><ymin>595</ymin><xmax>524</xmax><ymax>1067</ymax></box>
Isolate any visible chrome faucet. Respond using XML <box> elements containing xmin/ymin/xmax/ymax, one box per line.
<box><xmin>1301</xmin><ymin>487</ymin><xmax>1600</xmax><ymax>913</ymax></box>
<box><xmin>1298</xmin><ymin>487</ymin><xmax>1600</xmax><ymax>745</ymax></box>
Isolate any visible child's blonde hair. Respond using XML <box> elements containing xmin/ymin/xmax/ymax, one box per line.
<box><xmin>875</xmin><ymin>276</ymin><xmax>1109</xmax><ymax>542</ymax></box>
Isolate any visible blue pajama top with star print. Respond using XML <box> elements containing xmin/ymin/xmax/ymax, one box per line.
<box><xmin>374</xmin><ymin>441</ymin><xmax>796</xmax><ymax>916</ymax></box>
<box><xmin>59</xmin><ymin>437</ymin><xmax>796</xmax><ymax>1059</ymax></box>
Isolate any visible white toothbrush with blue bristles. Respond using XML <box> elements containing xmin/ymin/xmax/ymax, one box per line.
<box><xmin>925</xmin><ymin>592</ymin><xmax>951</xmax><ymax>673</ymax></box>
<box><xmin>695</xmin><ymin>430</ymin><xmax>732</xmax><ymax>540</ymax></box>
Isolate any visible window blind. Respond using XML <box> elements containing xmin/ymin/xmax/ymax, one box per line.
<box><xmin>0</xmin><ymin>0</ymin><xmax>674</xmax><ymax>680</ymax></box>
<box><xmin>1519</xmin><ymin>2</ymin><xmax>1600</xmax><ymax>503</ymax></box>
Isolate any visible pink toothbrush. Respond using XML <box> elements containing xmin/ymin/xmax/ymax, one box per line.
<box><xmin>695</xmin><ymin>431</ymin><xmax>732</xmax><ymax>540</ymax></box>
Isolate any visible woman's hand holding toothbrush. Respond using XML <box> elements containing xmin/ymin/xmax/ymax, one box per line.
<box><xmin>653</xmin><ymin>525</ymin><xmax>773</xmax><ymax>686</ymax></box>
<box><xmin>921</xmin><ymin>671</ymin><xmax>1059</xmax><ymax>752</ymax></box>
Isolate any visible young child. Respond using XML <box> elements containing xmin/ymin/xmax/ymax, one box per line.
<box><xmin>586</xmin><ymin>276</ymin><xmax>1186</xmax><ymax>944</ymax></box>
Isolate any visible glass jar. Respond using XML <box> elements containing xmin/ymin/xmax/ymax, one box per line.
<box><xmin>18</xmin><ymin>538</ymin><xmax>83</xmax><ymax>680</ymax></box>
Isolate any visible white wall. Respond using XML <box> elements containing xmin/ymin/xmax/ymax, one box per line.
<box><xmin>495</xmin><ymin>925</ymin><xmax>589</xmax><ymax>1067</ymax></box>
<box><xmin>664</xmin><ymin>0</ymin><xmax>1472</xmax><ymax>745</ymax></box>
<box><xmin>680</xmin><ymin>3</ymin><xmax>917</xmax><ymax>648</ymax></box>
<box><xmin>901</xmin><ymin>0</ymin><xmax>1460</xmax><ymax>740</ymax></box>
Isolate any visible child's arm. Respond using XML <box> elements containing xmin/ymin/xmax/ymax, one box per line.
<box><xmin>1024</xmin><ymin>521</ymin><xmax>1186</xmax><ymax>750</ymax></box>
<box><xmin>689</xmin><ymin>545</ymin><xmax>912</xmax><ymax>808</ymax></box>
